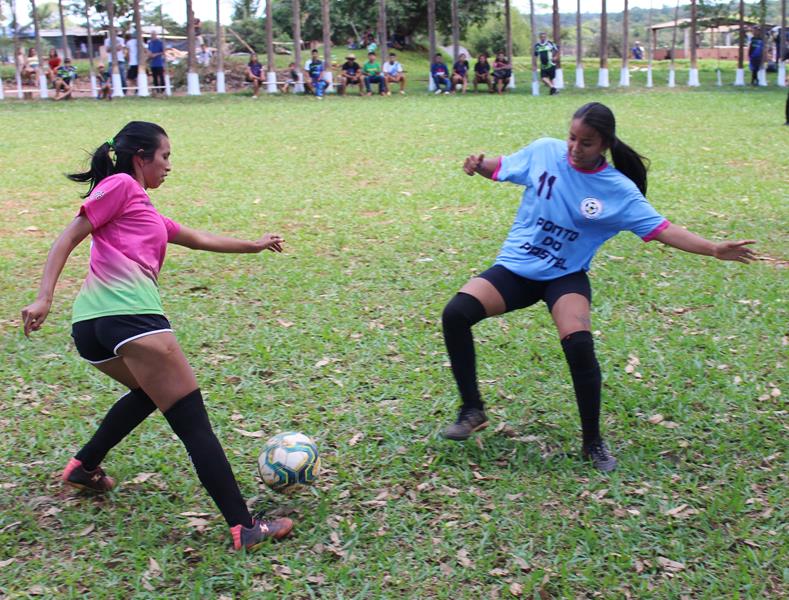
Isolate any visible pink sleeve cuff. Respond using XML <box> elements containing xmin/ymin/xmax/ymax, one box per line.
<box><xmin>642</xmin><ymin>219</ymin><xmax>671</xmax><ymax>242</ymax></box>
<box><xmin>491</xmin><ymin>156</ymin><xmax>503</xmax><ymax>181</ymax></box>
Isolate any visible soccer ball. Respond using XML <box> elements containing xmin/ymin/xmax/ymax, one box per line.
<box><xmin>258</xmin><ymin>431</ymin><xmax>320</xmax><ymax>493</ymax></box>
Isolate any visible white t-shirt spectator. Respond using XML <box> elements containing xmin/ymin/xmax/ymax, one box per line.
<box><xmin>104</xmin><ymin>36</ymin><xmax>126</xmax><ymax>64</ymax></box>
<box><xmin>127</xmin><ymin>38</ymin><xmax>138</xmax><ymax>66</ymax></box>
<box><xmin>197</xmin><ymin>48</ymin><xmax>212</xmax><ymax>66</ymax></box>
<box><xmin>382</xmin><ymin>60</ymin><xmax>403</xmax><ymax>76</ymax></box>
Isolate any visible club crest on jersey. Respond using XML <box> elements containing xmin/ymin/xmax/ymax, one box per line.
<box><xmin>580</xmin><ymin>197</ymin><xmax>603</xmax><ymax>219</ymax></box>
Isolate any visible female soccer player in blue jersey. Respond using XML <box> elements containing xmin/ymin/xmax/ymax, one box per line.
<box><xmin>441</xmin><ymin>102</ymin><xmax>756</xmax><ymax>471</ymax></box>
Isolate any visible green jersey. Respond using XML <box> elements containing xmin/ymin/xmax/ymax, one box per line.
<box><xmin>363</xmin><ymin>61</ymin><xmax>381</xmax><ymax>76</ymax></box>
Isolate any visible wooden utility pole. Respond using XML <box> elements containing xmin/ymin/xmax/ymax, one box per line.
<box><xmin>216</xmin><ymin>0</ymin><xmax>224</xmax><ymax>74</ymax></box>
<box><xmin>600</xmin><ymin>0</ymin><xmax>608</xmax><ymax>69</ymax></box>
<box><xmin>378</xmin><ymin>0</ymin><xmax>387</xmax><ymax>60</ymax></box>
<box><xmin>451</xmin><ymin>0</ymin><xmax>459</xmax><ymax>61</ymax></box>
<box><xmin>58</xmin><ymin>0</ymin><xmax>68</xmax><ymax>58</ymax></box>
<box><xmin>321</xmin><ymin>0</ymin><xmax>330</xmax><ymax>67</ymax></box>
<box><xmin>505</xmin><ymin>0</ymin><xmax>512</xmax><ymax>65</ymax></box>
<box><xmin>552</xmin><ymin>0</ymin><xmax>561</xmax><ymax>68</ymax></box>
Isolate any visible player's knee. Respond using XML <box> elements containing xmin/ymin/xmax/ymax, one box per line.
<box><xmin>442</xmin><ymin>293</ymin><xmax>486</xmax><ymax>329</ymax></box>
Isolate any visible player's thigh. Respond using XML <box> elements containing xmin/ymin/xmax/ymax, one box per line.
<box><xmin>117</xmin><ymin>332</ymin><xmax>198</xmax><ymax>412</ymax></box>
<box><xmin>458</xmin><ymin>278</ymin><xmax>506</xmax><ymax>317</ymax></box>
<box><xmin>93</xmin><ymin>357</ymin><xmax>140</xmax><ymax>389</ymax></box>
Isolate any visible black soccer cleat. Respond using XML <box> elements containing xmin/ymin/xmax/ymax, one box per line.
<box><xmin>582</xmin><ymin>439</ymin><xmax>618</xmax><ymax>472</ymax></box>
<box><xmin>442</xmin><ymin>407</ymin><xmax>489</xmax><ymax>441</ymax></box>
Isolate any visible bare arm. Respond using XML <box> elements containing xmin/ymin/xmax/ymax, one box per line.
<box><xmin>21</xmin><ymin>216</ymin><xmax>93</xmax><ymax>336</ymax></box>
<box><xmin>172</xmin><ymin>225</ymin><xmax>284</xmax><ymax>254</ymax></box>
<box><xmin>463</xmin><ymin>153</ymin><xmax>502</xmax><ymax>179</ymax></box>
<box><xmin>654</xmin><ymin>223</ymin><xmax>756</xmax><ymax>263</ymax></box>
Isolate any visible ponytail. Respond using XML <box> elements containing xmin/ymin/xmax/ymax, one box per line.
<box><xmin>67</xmin><ymin>121</ymin><xmax>167</xmax><ymax>197</ymax></box>
<box><xmin>572</xmin><ymin>102</ymin><xmax>649</xmax><ymax>195</ymax></box>
<box><xmin>610</xmin><ymin>137</ymin><xmax>649</xmax><ymax>195</ymax></box>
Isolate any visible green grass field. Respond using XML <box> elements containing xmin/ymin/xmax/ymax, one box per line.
<box><xmin>0</xmin><ymin>86</ymin><xmax>787</xmax><ymax>598</ymax></box>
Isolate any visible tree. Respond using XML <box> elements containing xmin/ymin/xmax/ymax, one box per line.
<box><xmin>232</xmin><ymin>0</ymin><xmax>259</xmax><ymax>20</ymax></box>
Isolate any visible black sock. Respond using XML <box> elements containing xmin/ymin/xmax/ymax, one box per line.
<box><xmin>442</xmin><ymin>293</ymin><xmax>487</xmax><ymax>410</ymax></box>
<box><xmin>164</xmin><ymin>389</ymin><xmax>252</xmax><ymax>528</ymax></box>
<box><xmin>75</xmin><ymin>388</ymin><xmax>157</xmax><ymax>471</ymax></box>
<box><xmin>561</xmin><ymin>331</ymin><xmax>602</xmax><ymax>447</ymax></box>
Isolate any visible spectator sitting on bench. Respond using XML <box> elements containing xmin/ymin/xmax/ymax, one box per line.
<box><xmin>362</xmin><ymin>51</ymin><xmax>386</xmax><ymax>96</ymax></box>
<box><xmin>47</xmin><ymin>48</ymin><xmax>62</xmax><ymax>84</ymax></box>
<box><xmin>493</xmin><ymin>51</ymin><xmax>512</xmax><ymax>94</ymax></box>
<box><xmin>53</xmin><ymin>57</ymin><xmax>78</xmax><ymax>101</ymax></box>
<box><xmin>473</xmin><ymin>53</ymin><xmax>492</xmax><ymax>92</ymax></box>
<box><xmin>452</xmin><ymin>52</ymin><xmax>470</xmax><ymax>94</ymax></box>
<box><xmin>431</xmin><ymin>53</ymin><xmax>452</xmax><ymax>94</ymax></box>
<box><xmin>246</xmin><ymin>53</ymin><xmax>265</xmax><ymax>99</ymax></box>
<box><xmin>18</xmin><ymin>48</ymin><xmax>37</xmax><ymax>85</ymax></box>
<box><xmin>280</xmin><ymin>62</ymin><xmax>300</xmax><ymax>94</ymax></box>
<box><xmin>96</xmin><ymin>63</ymin><xmax>112</xmax><ymax>101</ymax></box>
<box><xmin>382</xmin><ymin>52</ymin><xmax>406</xmax><ymax>95</ymax></box>
<box><xmin>339</xmin><ymin>53</ymin><xmax>363</xmax><ymax>95</ymax></box>
<box><xmin>305</xmin><ymin>49</ymin><xmax>329</xmax><ymax>98</ymax></box>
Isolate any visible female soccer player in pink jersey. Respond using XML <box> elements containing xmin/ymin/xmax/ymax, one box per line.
<box><xmin>21</xmin><ymin>121</ymin><xmax>292</xmax><ymax>550</ymax></box>
<box><xmin>441</xmin><ymin>103</ymin><xmax>757</xmax><ymax>471</ymax></box>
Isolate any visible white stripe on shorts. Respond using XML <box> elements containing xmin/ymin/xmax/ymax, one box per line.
<box><xmin>113</xmin><ymin>328</ymin><xmax>174</xmax><ymax>355</ymax></box>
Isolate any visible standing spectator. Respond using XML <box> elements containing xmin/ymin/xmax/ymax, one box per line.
<box><xmin>79</xmin><ymin>42</ymin><xmax>88</xmax><ymax>58</ymax></box>
<box><xmin>452</xmin><ymin>52</ymin><xmax>470</xmax><ymax>94</ymax></box>
<box><xmin>748</xmin><ymin>29</ymin><xmax>764</xmax><ymax>85</ymax></box>
<box><xmin>197</xmin><ymin>43</ymin><xmax>212</xmax><ymax>67</ymax></box>
<box><xmin>246</xmin><ymin>53</ymin><xmax>265</xmax><ymax>99</ymax></box>
<box><xmin>147</xmin><ymin>31</ymin><xmax>165</xmax><ymax>94</ymax></box>
<box><xmin>339</xmin><ymin>53</ymin><xmax>363</xmax><ymax>95</ymax></box>
<box><xmin>53</xmin><ymin>57</ymin><xmax>78</xmax><ymax>100</ymax></box>
<box><xmin>473</xmin><ymin>53</ymin><xmax>492</xmax><ymax>92</ymax></box>
<box><xmin>194</xmin><ymin>18</ymin><xmax>204</xmax><ymax>46</ymax></box>
<box><xmin>631</xmin><ymin>40</ymin><xmax>644</xmax><ymax>60</ymax></box>
<box><xmin>96</xmin><ymin>63</ymin><xmax>112</xmax><ymax>100</ymax></box>
<box><xmin>535</xmin><ymin>32</ymin><xmax>559</xmax><ymax>95</ymax></box>
<box><xmin>492</xmin><ymin>51</ymin><xmax>512</xmax><ymax>94</ymax></box>
<box><xmin>104</xmin><ymin>31</ymin><xmax>127</xmax><ymax>92</ymax></box>
<box><xmin>431</xmin><ymin>53</ymin><xmax>452</xmax><ymax>94</ymax></box>
<box><xmin>305</xmin><ymin>50</ymin><xmax>328</xmax><ymax>98</ymax></box>
<box><xmin>362</xmin><ymin>51</ymin><xmax>386</xmax><ymax>96</ymax></box>
<box><xmin>47</xmin><ymin>48</ymin><xmax>62</xmax><ymax>84</ymax></box>
<box><xmin>125</xmin><ymin>33</ymin><xmax>139</xmax><ymax>84</ymax></box>
<box><xmin>382</xmin><ymin>52</ymin><xmax>406</xmax><ymax>94</ymax></box>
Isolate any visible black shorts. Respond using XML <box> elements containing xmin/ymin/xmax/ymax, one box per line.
<box><xmin>127</xmin><ymin>65</ymin><xmax>139</xmax><ymax>80</ymax></box>
<box><xmin>477</xmin><ymin>265</ymin><xmax>591</xmax><ymax>312</ymax></box>
<box><xmin>71</xmin><ymin>314</ymin><xmax>173</xmax><ymax>364</ymax></box>
<box><xmin>541</xmin><ymin>66</ymin><xmax>556</xmax><ymax>80</ymax></box>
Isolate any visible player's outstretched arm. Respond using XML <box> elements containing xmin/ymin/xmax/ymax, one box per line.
<box><xmin>172</xmin><ymin>225</ymin><xmax>284</xmax><ymax>254</ymax></box>
<box><xmin>654</xmin><ymin>223</ymin><xmax>756</xmax><ymax>263</ymax></box>
<box><xmin>21</xmin><ymin>216</ymin><xmax>93</xmax><ymax>336</ymax></box>
<box><xmin>463</xmin><ymin>153</ymin><xmax>501</xmax><ymax>179</ymax></box>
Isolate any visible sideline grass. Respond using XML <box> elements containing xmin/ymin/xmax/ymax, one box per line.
<box><xmin>0</xmin><ymin>88</ymin><xmax>787</xmax><ymax>598</ymax></box>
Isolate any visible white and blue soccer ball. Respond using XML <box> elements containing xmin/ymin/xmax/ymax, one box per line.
<box><xmin>258</xmin><ymin>431</ymin><xmax>320</xmax><ymax>493</ymax></box>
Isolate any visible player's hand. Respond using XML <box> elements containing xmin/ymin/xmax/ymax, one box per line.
<box><xmin>257</xmin><ymin>233</ymin><xmax>284</xmax><ymax>253</ymax></box>
<box><xmin>713</xmin><ymin>240</ymin><xmax>757</xmax><ymax>263</ymax></box>
<box><xmin>21</xmin><ymin>298</ymin><xmax>52</xmax><ymax>337</ymax></box>
<box><xmin>463</xmin><ymin>153</ymin><xmax>485</xmax><ymax>176</ymax></box>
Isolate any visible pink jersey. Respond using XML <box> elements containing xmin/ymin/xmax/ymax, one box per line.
<box><xmin>72</xmin><ymin>173</ymin><xmax>180</xmax><ymax>323</ymax></box>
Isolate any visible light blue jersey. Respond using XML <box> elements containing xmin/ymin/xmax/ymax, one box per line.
<box><xmin>492</xmin><ymin>138</ymin><xmax>668</xmax><ymax>281</ymax></box>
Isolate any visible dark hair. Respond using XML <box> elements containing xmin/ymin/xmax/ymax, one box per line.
<box><xmin>573</xmin><ymin>102</ymin><xmax>649</xmax><ymax>194</ymax></box>
<box><xmin>67</xmin><ymin>121</ymin><xmax>167</xmax><ymax>197</ymax></box>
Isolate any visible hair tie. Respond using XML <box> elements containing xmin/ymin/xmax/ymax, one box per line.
<box><xmin>106</xmin><ymin>137</ymin><xmax>115</xmax><ymax>149</ymax></box>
